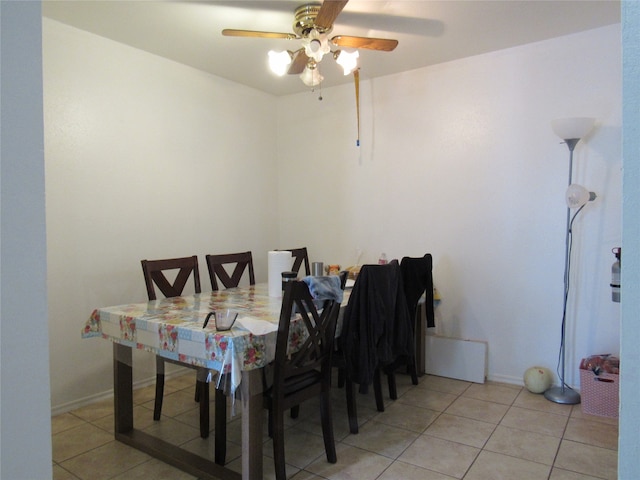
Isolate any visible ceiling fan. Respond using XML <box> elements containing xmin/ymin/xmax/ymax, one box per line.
<box><xmin>222</xmin><ymin>0</ymin><xmax>399</xmax><ymax>87</ymax></box>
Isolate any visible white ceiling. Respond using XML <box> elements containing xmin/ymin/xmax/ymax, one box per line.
<box><xmin>42</xmin><ymin>0</ymin><xmax>621</xmax><ymax>96</ymax></box>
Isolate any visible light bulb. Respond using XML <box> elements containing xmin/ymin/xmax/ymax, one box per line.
<box><xmin>335</xmin><ymin>50</ymin><xmax>359</xmax><ymax>75</ymax></box>
<box><xmin>300</xmin><ymin>64</ymin><xmax>323</xmax><ymax>87</ymax></box>
<box><xmin>566</xmin><ymin>184</ymin><xmax>597</xmax><ymax>208</ymax></box>
<box><xmin>268</xmin><ymin>50</ymin><xmax>292</xmax><ymax>76</ymax></box>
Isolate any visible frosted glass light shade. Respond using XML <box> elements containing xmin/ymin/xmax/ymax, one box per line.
<box><xmin>335</xmin><ymin>50</ymin><xmax>359</xmax><ymax>75</ymax></box>
<box><xmin>566</xmin><ymin>184</ymin><xmax>597</xmax><ymax>208</ymax></box>
<box><xmin>302</xmin><ymin>29</ymin><xmax>330</xmax><ymax>63</ymax></box>
<box><xmin>268</xmin><ymin>50</ymin><xmax>292</xmax><ymax>76</ymax></box>
<box><xmin>300</xmin><ymin>65</ymin><xmax>323</xmax><ymax>87</ymax></box>
<box><xmin>551</xmin><ymin>117</ymin><xmax>595</xmax><ymax>140</ymax></box>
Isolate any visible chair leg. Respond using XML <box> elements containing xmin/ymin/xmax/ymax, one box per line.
<box><xmin>345</xmin><ymin>376</ymin><xmax>358</xmax><ymax>434</ymax></box>
<box><xmin>409</xmin><ymin>355</ymin><xmax>419</xmax><ymax>385</ymax></box>
<box><xmin>373</xmin><ymin>367</ymin><xmax>385</xmax><ymax>411</ymax></box>
<box><xmin>337</xmin><ymin>367</ymin><xmax>345</xmax><ymax>388</ymax></box>
<box><xmin>214</xmin><ymin>388</ymin><xmax>227</xmax><ymax>465</ymax></box>
<box><xmin>387</xmin><ymin>369</ymin><xmax>398</xmax><ymax>400</ymax></box>
<box><xmin>153</xmin><ymin>356</ymin><xmax>165</xmax><ymax>421</ymax></box>
<box><xmin>268</xmin><ymin>408</ymin><xmax>274</xmax><ymax>438</ymax></box>
<box><xmin>272</xmin><ymin>407</ymin><xmax>287</xmax><ymax>480</ymax></box>
<box><xmin>319</xmin><ymin>390</ymin><xmax>337</xmax><ymax>463</ymax></box>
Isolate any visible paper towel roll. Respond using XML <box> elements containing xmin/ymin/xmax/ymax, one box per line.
<box><xmin>268</xmin><ymin>250</ymin><xmax>293</xmax><ymax>297</ymax></box>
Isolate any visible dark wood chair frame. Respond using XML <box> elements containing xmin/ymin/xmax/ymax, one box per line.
<box><xmin>204</xmin><ymin>251</ymin><xmax>259</xmax><ymax>465</ymax></box>
<box><xmin>140</xmin><ymin>256</ymin><xmax>226</xmax><ymax>465</ymax></box>
<box><xmin>140</xmin><ymin>256</ymin><xmax>204</xmax><ymax>423</ymax></box>
<box><xmin>205</xmin><ymin>251</ymin><xmax>255</xmax><ymax>290</ymax></box>
<box><xmin>263</xmin><ymin>281</ymin><xmax>340</xmax><ymax>480</ymax></box>
<box><xmin>280</xmin><ymin>247</ymin><xmax>311</xmax><ymax>276</ymax></box>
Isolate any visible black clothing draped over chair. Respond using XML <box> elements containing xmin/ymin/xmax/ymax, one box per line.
<box><xmin>402</xmin><ymin>254</ymin><xmax>435</xmax><ymax>328</ymax></box>
<box><xmin>338</xmin><ymin>260</ymin><xmax>414</xmax><ymax>433</ymax></box>
<box><xmin>341</xmin><ymin>260</ymin><xmax>413</xmax><ymax>386</ymax></box>
<box><xmin>384</xmin><ymin>254</ymin><xmax>435</xmax><ymax>399</ymax></box>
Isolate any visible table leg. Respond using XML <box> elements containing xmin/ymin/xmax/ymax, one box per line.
<box><xmin>240</xmin><ymin>369</ymin><xmax>264</xmax><ymax>480</ymax></box>
<box><xmin>113</xmin><ymin>343</ymin><xmax>133</xmax><ymax>433</ymax></box>
<box><xmin>195</xmin><ymin>369</ymin><xmax>210</xmax><ymax>439</ymax></box>
<box><xmin>112</xmin><ymin>343</ymin><xmax>240</xmax><ymax>480</ymax></box>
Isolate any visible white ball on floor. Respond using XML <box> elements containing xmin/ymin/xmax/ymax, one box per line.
<box><xmin>523</xmin><ymin>366</ymin><xmax>553</xmax><ymax>393</ymax></box>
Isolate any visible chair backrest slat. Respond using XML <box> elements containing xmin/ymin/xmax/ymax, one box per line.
<box><xmin>141</xmin><ymin>256</ymin><xmax>201</xmax><ymax>300</ymax></box>
<box><xmin>274</xmin><ymin>281</ymin><xmax>340</xmax><ymax>387</ymax></box>
<box><xmin>205</xmin><ymin>251</ymin><xmax>255</xmax><ymax>291</ymax></box>
<box><xmin>280</xmin><ymin>247</ymin><xmax>310</xmax><ymax>276</ymax></box>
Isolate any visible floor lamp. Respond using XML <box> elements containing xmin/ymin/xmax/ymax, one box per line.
<box><xmin>545</xmin><ymin>117</ymin><xmax>596</xmax><ymax>405</ymax></box>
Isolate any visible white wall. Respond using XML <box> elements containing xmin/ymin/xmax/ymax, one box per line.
<box><xmin>277</xmin><ymin>25</ymin><xmax>622</xmax><ymax>387</ymax></box>
<box><xmin>43</xmin><ymin>19</ymin><xmax>280</xmax><ymax>411</ymax></box>
<box><xmin>43</xmin><ymin>18</ymin><xmax>622</xmax><ymax>410</ymax></box>
<box><xmin>1</xmin><ymin>2</ymin><xmax>52</xmax><ymax>478</ymax></box>
<box><xmin>35</xmin><ymin>7</ymin><xmax>640</xmax><ymax>477</ymax></box>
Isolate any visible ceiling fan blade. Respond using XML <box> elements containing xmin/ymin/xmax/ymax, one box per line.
<box><xmin>315</xmin><ymin>0</ymin><xmax>349</xmax><ymax>30</ymax></box>
<box><xmin>288</xmin><ymin>49</ymin><xmax>309</xmax><ymax>75</ymax></box>
<box><xmin>332</xmin><ymin>35</ymin><xmax>398</xmax><ymax>51</ymax></box>
<box><xmin>222</xmin><ymin>29</ymin><xmax>297</xmax><ymax>40</ymax></box>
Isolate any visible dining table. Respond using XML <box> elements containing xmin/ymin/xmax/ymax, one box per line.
<box><xmin>82</xmin><ymin>282</ymin><xmax>350</xmax><ymax>480</ymax></box>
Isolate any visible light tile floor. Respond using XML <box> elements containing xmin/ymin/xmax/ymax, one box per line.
<box><xmin>52</xmin><ymin>372</ymin><xmax>618</xmax><ymax>480</ymax></box>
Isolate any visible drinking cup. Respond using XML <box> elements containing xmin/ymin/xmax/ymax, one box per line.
<box><xmin>312</xmin><ymin>262</ymin><xmax>324</xmax><ymax>276</ymax></box>
<box><xmin>214</xmin><ymin>309</ymin><xmax>238</xmax><ymax>330</ymax></box>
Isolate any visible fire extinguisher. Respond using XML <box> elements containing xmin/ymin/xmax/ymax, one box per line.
<box><xmin>611</xmin><ymin>247</ymin><xmax>621</xmax><ymax>303</ymax></box>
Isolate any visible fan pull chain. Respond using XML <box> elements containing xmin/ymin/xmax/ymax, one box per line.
<box><xmin>354</xmin><ymin>68</ymin><xmax>360</xmax><ymax>146</ymax></box>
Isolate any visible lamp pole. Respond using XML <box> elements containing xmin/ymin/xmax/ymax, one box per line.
<box><xmin>545</xmin><ymin>137</ymin><xmax>582</xmax><ymax>405</ymax></box>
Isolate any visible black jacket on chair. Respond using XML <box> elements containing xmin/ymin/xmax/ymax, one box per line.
<box><xmin>401</xmin><ymin>254</ymin><xmax>435</xmax><ymax>328</ymax></box>
<box><xmin>340</xmin><ymin>260</ymin><xmax>413</xmax><ymax>386</ymax></box>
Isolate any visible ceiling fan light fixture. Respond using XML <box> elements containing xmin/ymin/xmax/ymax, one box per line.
<box><xmin>300</xmin><ymin>63</ymin><xmax>323</xmax><ymax>87</ymax></box>
<box><xmin>334</xmin><ymin>49</ymin><xmax>359</xmax><ymax>75</ymax></box>
<box><xmin>302</xmin><ymin>29</ymin><xmax>330</xmax><ymax>62</ymax></box>
<box><xmin>268</xmin><ymin>50</ymin><xmax>293</xmax><ymax>76</ymax></box>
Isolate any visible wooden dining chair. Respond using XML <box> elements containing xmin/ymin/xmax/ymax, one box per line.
<box><xmin>336</xmin><ymin>260</ymin><xmax>413</xmax><ymax>433</ymax></box>
<box><xmin>140</xmin><ymin>256</ymin><xmax>212</xmax><ymax>441</ymax></box>
<box><xmin>263</xmin><ymin>280</ymin><xmax>340</xmax><ymax>480</ymax></box>
<box><xmin>384</xmin><ymin>254</ymin><xmax>434</xmax><ymax>398</ymax></box>
<box><xmin>280</xmin><ymin>247</ymin><xmax>311</xmax><ymax>276</ymax></box>
<box><xmin>205</xmin><ymin>251</ymin><xmax>255</xmax><ymax>290</ymax></box>
<box><xmin>204</xmin><ymin>251</ymin><xmax>256</xmax><ymax>465</ymax></box>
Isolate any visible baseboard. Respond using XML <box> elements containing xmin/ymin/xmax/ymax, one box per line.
<box><xmin>51</xmin><ymin>368</ymin><xmax>189</xmax><ymax>417</ymax></box>
<box><xmin>487</xmin><ymin>373</ymin><xmax>580</xmax><ymax>392</ymax></box>
<box><xmin>487</xmin><ymin>373</ymin><xmax>524</xmax><ymax>387</ymax></box>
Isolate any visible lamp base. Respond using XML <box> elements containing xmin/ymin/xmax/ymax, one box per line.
<box><xmin>544</xmin><ymin>386</ymin><xmax>581</xmax><ymax>405</ymax></box>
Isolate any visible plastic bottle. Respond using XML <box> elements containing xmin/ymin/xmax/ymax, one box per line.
<box><xmin>378</xmin><ymin>253</ymin><xmax>388</xmax><ymax>265</ymax></box>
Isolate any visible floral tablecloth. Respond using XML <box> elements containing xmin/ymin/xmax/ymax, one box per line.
<box><xmin>82</xmin><ymin>284</ymin><xmax>307</xmax><ymax>394</ymax></box>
